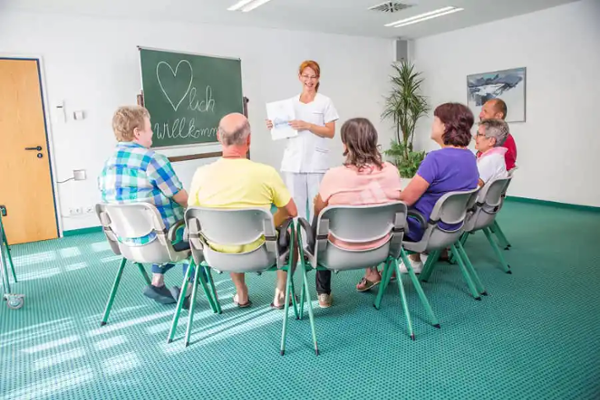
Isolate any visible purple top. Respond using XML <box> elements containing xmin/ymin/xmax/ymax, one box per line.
<box><xmin>407</xmin><ymin>147</ymin><xmax>479</xmax><ymax>241</ymax></box>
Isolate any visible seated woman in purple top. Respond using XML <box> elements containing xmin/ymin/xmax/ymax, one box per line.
<box><xmin>357</xmin><ymin>102</ymin><xmax>479</xmax><ymax>287</ymax></box>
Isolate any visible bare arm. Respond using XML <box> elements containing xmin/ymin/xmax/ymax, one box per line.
<box><xmin>399</xmin><ymin>175</ymin><xmax>430</xmax><ymax>207</ymax></box>
<box><xmin>309</xmin><ymin>121</ymin><xmax>336</xmax><ymax>139</ymax></box>
<box><xmin>477</xmin><ymin>178</ymin><xmax>485</xmax><ymax>188</ymax></box>
<box><xmin>313</xmin><ymin>193</ymin><xmax>328</xmax><ymax>220</ymax></box>
<box><xmin>290</xmin><ymin>120</ymin><xmax>336</xmax><ymax>139</ymax></box>
<box><xmin>173</xmin><ymin>189</ymin><xmax>188</xmax><ymax>208</ymax></box>
<box><xmin>273</xmin><ymin>199</ymin><xmax>298</xmax><ymax>228</ymax></box>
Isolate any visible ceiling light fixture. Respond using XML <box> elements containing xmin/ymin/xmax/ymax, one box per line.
<box><xmin>228</xmin><ymin>0</ymin><xmax>273</xmax><ymax>12</ymax></box>
<box><xmin>385</xmin><ymin>6</ymin><xmax>464</xmax><ymax>28</ymax></box>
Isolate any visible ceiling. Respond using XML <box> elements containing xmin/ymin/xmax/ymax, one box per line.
<box><xmin>1</xmin><ymin>0</ymin><xmax>580</xmax><ymax>39</ymax></box>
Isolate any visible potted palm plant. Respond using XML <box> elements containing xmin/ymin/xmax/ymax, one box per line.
<box><xmin>382</xmin><ymin>61</ymin><xmax>429</xmax><ymax>178</ymax></box>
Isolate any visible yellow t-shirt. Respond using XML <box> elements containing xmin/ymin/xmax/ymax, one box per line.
<box><xmin>188</xmin><ymin>158</ymin><xmax>292</xmax><ymax>253</ymax></box>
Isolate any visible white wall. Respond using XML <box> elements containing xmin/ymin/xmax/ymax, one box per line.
<box><xmin>412</xmin><ymin>0</ymin><xmax>600</xmax><ymax>207</ymax></box>
<box><xmin>0</xmin><ymin>11</ymin><xmax>395</xmax><ymax>231</ymax></box>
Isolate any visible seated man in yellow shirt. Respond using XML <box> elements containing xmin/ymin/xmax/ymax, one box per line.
<box><xmin>188</xmin><ymin>113</ymin><xmax>298</xmax><ymax>309</ymax></box>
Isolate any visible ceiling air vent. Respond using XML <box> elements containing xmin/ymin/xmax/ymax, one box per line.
<box><xmin>368</xmin><ymin>1</ymin><xmax>414</xmax><ymax>13</ymax></box>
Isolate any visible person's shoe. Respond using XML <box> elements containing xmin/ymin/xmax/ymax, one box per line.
<box><xmin>169</xmin><ymin>286</ymin><xmax>191</xmax><ymax>310</ymax></box>
<box><xmin>143</xmin><ymin>285</ymin><xmax>176</xmax><ymax>304</ymax></box>
<box><xmin>399</xmin><ymin>259</ymin><xmax>423</xmax><ymax>274</ymax></box>
<box><xmin>318</xmin><ymin>293</ymin><xmax>333</xmax><ymax>308</ymax></box>
<box><xmin>356</xmin><ymin>277</ymin><xmax>381</xmax><ymax>292</ymax></box>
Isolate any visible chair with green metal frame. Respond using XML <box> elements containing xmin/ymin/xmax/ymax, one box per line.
<box><xmin>95</xmin><ymin>202</ymin><xmax>218</xmax><ymax>327</ymax></box>
<box><xmin>1</xmin><ymin>206</ymin><xmax>23</xmax><ymax>309</ymax></box>
<box><xmin>457</xmin><ymin>176</ymin><xmax>514</xmax><ymax>286</ymax></box>
<box><xmin>396</xmin><ymin>188</ymin><xmax>484</xmax><ymax>301</ymax></box>
<box><xmin>487</xmin><ymin>166</ymin><xmax>518</xmax><ymax>250</ymax></box>
<box><xmin>0</xmin><ymin>207</ymin><xmax>17</xmax><ymax>284</ymax></box>
<box><xmin>296</xmin><ymin>202</ymin><xmax>440</xmax><ymax>346</ymax></box>
<box><xmin>167</xmin><ymin>207</ymin><xmax>299</xmax><ymax>354</ymax></box>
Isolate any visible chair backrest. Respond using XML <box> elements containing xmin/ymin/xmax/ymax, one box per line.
<box><xmin>311</xmin><ymin>202</ymin><xmax>408</xmax><ymax>272</ymax></box>
<box><xmin>96</xmin><ymin>202</ymin><xmax>187</xmax><ymax>264</ymax></box>
<box><xmin>465</xmin><ymin>177</ymin><xmax>512</xmax><ymax>232</ymax></box>
<box><xmin>418</xmin><ymin>188</ymin><xmax>480</xmax><ymax>252</ymax></box>
<box><xmin>185</xmin><ymin>207</ymin><xmax>285</xmax><ymax>273</ymax></box>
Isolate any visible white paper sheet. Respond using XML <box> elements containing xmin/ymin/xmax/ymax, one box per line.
<box><xmin>266</xmin><ymin>99</ymin><xmax>297</xmax><ymax>140</ymax></box>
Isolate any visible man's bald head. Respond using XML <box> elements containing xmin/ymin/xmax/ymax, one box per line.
<box><xmin>480</xmin><ymin>98</ymin><xmax>508</xmax><ymax>121</ymax></box>
<box><xmin>218</xmin><ymin>113</ymin><xmax>251</xmax><ymax>146</ymax></box>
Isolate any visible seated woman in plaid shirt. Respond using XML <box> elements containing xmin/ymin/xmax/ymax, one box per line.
<box><xmin>99</xmin><ymin>106</ymin><xmax>190</xmax><ymax>305</ymax></box>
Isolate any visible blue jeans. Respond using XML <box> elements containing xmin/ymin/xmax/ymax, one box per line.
<box><xmin>151</xmin><ymin>262</ymin><xmax>196</xmax><ymax>282</ymax></box>
<box><xmin>149</xmin><ymin>241</ymin><xmax>206</xmax><ymax>282</ymax></box>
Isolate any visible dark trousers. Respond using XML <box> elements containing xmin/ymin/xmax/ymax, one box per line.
<box><xmin>316</xmin><ymin>270</ymin><xmax>331</xmax><ymax>295</ymax></box>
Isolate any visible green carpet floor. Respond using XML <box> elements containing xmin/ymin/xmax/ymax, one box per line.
<box><xmin>1</xmin><ymin>202</ymin><xmax>599</xmax><ymax>399</ymax></box>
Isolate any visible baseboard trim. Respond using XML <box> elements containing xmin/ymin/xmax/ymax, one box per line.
<box><xmin>506</xmin><ymin>196</ymin><xmax>600</xmax><ymax>213</ymax></box>
<box><xmin>63</xmin><ymin>226</ymin><xmax>103</xmax><ymax>237</ymax></box>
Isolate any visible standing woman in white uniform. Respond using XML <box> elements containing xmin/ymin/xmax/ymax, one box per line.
<box><xmin>266</xmin><ymin>60</ymin><xmax>339</xmax><ymax>223</ymax></box>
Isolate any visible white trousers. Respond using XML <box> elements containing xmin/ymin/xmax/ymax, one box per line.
<box><xmin>283</xmin><ymin>172</ymin><xmax>325</xmax><ymax>223</ymax></box>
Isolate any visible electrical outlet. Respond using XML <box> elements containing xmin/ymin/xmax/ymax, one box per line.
<box><xmin>69</xmin><ymin>207</ymin><xmax>82</xmax><ymax>215</ymax></box>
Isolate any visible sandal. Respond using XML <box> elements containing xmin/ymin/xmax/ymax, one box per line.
<box><xmin>233</xmin><ymin>293</ymin><xmax>252</xmax><ymax>308</ymax></box>
<box><xmin>356</xmin><ymin>277</ymin><xmax>382</xmax><ymax>292</ymax></box>
<box><xmin>270</xmin><ymin>295</ymin><xmax>297</xmax><ymax>310</ymax></box>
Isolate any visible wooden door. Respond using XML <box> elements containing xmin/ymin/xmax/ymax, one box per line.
<box><xmin>0</xmin><ymin>58</ymin><xmax>58</xmax><ymax>244</ymax></box>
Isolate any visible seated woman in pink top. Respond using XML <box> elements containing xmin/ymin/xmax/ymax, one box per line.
<box><xmin>312</xmin><ymin>118</ymin><xmax>403</xmax><ymax>308</ymax></box>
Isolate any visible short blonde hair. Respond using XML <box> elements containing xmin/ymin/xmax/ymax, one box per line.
<box><xmin>112</xmin><ymin>106</ymin><xmax>150</xmax><ymax>142</ymax></box>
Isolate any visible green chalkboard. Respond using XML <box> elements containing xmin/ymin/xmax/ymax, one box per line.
<box><xmin>139</xmin><ymin>47</ymin><xmax>244</xmax><ymax>148</ymax></box>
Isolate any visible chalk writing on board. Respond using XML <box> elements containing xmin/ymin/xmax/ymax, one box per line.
<box><xmin>156</xmin><ymin>60</ymin><xmax>193</xmax><ymax>112</ymax></box>
<box><xmin>188</xmin><ymin>86</ymin><xmax>216</xmax><ymax>113</ymax></box>
<box><xmin>154</xmin><ymin>118</ymin><xmax>218</xmax><ymax>141</ymax></box>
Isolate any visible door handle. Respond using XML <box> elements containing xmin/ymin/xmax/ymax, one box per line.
<box><xmin>25</xmin><ymin>146</ymin><xmax>42</xmax><ymax>151</ymax></box>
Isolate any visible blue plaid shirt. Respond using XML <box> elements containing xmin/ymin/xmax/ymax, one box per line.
<box><xmin>98</xmin><ymin>142</ymin><xmax>184</xmax><ymax>245</ymax></box>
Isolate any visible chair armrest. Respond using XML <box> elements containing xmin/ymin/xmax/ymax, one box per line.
<box><xmin>276</xmin><ymin>218</ymin><xmax>293</xmax><ymax>250</ymax></box>
<box><xmin>297</xmin><ymin>217</ymin><xmax>315</xmax><ymax>250</ymax></box>
<box><xmin>167</xmin><ymin>219</ymin><xmax>186</xmax><ymax>242</ymax></box>
<box><xmin>407</xmin><ymin>209</ymin><xmax>427</xmax><ymax>230</ymax></box>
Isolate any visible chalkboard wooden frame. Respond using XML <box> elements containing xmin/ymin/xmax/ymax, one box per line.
<box><xmin>137</xmin><ymin>46</ymin><xmax>245</xmax><ymax>149</ymax></box>
<box><xmin>136</xmin><ymin>46</ymin><xmax>249</xmax><ymax>163</ymax></box>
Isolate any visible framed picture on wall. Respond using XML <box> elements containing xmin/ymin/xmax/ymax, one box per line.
<box><xmin>467</xmin><ymin>67</ymin><xmax>526</xmax><ymax>122</ymax></box>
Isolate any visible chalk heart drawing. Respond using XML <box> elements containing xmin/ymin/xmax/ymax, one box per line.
<box><xmin>156</xmin><ymin>60</ymin><xmax>193</xmax><ymax>112</ymax></box>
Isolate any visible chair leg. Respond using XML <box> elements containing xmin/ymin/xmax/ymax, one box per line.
<box><xmin>204</xmin><ymin>264</ymin><xmax>221</xmax><ymax>314</ymax></box>
<box><xmin>374</xmin><ymin>259</ymin><xmax>392</xmax><ymax>310</ymax></box>
<box><xmin>301</xmin><ymin>264</ymin><xmax>319</xmax><ymax>356</ymax></box>
<box><xmin>299</xmin><ymin>275</ymin><xmax>306</xmax><ymax>320</ymax></box>
<box><xmin>460</xmin><ymin>232</ymin><xmax>470</xmax><ymax>247</ymax></box>
<box><xmin>450</xmin><ymin>245</ymin><xmax>481</xmax><ymax>300</ymax></box>
<box><xmin>280</xmin><ymin>258</ymin><xmax>295</xmax><ymax>355</ymax></box>
<box><xmin>135</xmin><ymin>263</ymin><xmax>151</xmax><ymax>285</ymax></box>
<box><xmin>449</xmin><ymin>233</ymin><xmax>469</xmax><ymax>264</ymax></box>
<box><xmin>184</xmin><ymin>263</ymin><xmax>202</xmax><ymax>347</ymax></box>
<box><xmin>483</xmin><ymin>228</ymin><xmax>512</xmax><ymax>274</ymax></box>
<box><xmin>289</xmin><ymin>272</ymin><xmax>299</xmax><ymax>320</ymax></box>
<box><xmin>456</xmin><ymin>240</ymin><xmax>487</xmax><ymax>295</ymax></box>
<box><xmin>419</xmin><ymin>250</ymin><xmax>440</xmax><ymax>282</ymax></box>
<box><xmin>492</xmin><ymin>220</ymin><xmax>511</xmax><ymax>250</ymax></box>
<box><xmin>0</xmin><ymin>239</ymin><xmax>12</xmax><ymax>294</ymax></box>
<box><xmin>167</xmin><ymin>264</ymin><xmax>193</xmax><ymax>344</ymax></box>
<box><xmin>400</xmin><ymin>250</ymin><xmax>440</xmax><ymax>328</ymax></box>
<box><xmin>198</xmin><ymin>266</ymin><xmax>218</xmax><ymax>314</ymax></box>
<box><xmin>101</xmin><ymin>258</ymin><xmax>127</xmax><ymax>326</ymax></box>
<box><xmin>393</xmin><ymin>258</ymin><xmax>415</xmax><ymax>340</ymax></box>
<box><xmin>3</xmin><ymin>231</ymin><xmax>17</xmax><ymax>283</ymax></box>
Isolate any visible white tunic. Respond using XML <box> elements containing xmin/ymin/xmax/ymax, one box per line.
<box><xmin>280</xmin><ymin>93</ymin><xmax>339</xmax><ymax>173</ymax></box>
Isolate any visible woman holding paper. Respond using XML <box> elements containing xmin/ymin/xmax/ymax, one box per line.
<box><xmin>266</xmin><ymin>60</ymin><xmax>339</xmax><ymax>225</ymax></box>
